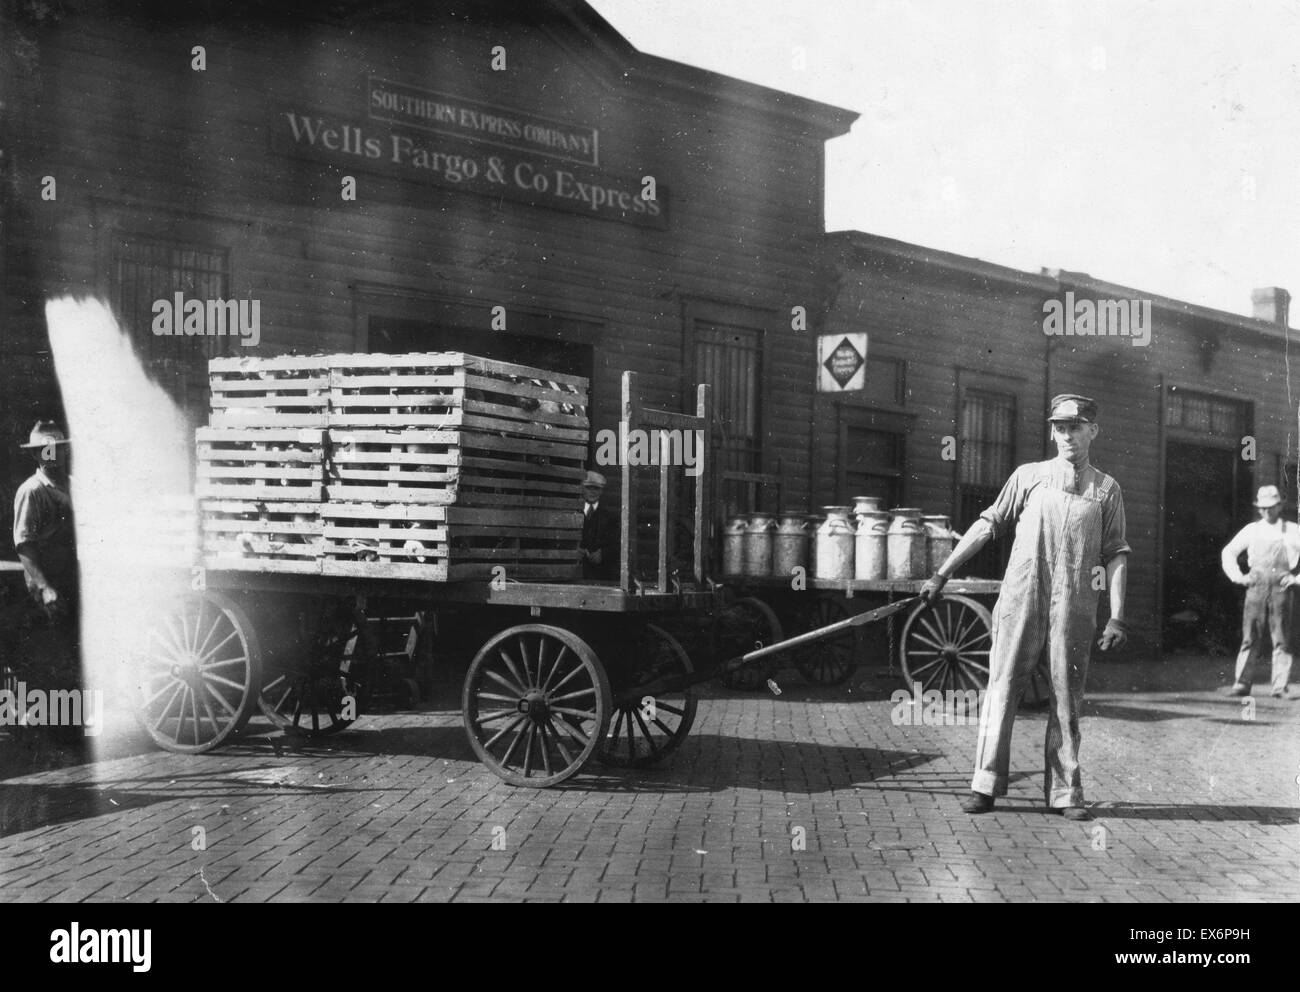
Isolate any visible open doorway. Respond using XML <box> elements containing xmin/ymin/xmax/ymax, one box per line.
<box><xmin>1163</xmin><ymin>440</ymin><xmax>1253</xmax><ymax>653</ymax></box>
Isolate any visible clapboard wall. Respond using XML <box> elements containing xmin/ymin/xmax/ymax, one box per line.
<box><xmin>820</xmin><ymin>234</ymin><xmax>1296</xmax><ymax>655</ymax></box>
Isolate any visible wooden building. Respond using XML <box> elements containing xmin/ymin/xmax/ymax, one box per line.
<box><xmin>0</xmin><ymin>0</ymin><xmax>856</xmax><ymax>548</ymax></box>
<box><xmin>819</xmin><ymin>230</ymin><xmax>1294</xmax><ymax>656</ymax></box>
<box><xmin>2</xmin><ymin>0</ymin><xmax>1291</xmax><ymax>657</ymax></box>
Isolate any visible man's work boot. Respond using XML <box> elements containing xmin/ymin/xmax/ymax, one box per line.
<box><xmin>1227</xmin><ymin>683</ymin><xmax>1251</xmax><ymax>697</ymax></box>
<box><xmin>1061</xmin><ymin>806</ymin><xmax>1092</xmax><ymax>821</ymax></box>
<box><xmin>960</xmin><ymin>792</ymin><xmax>995</xmax><ymax>814</ymax></box>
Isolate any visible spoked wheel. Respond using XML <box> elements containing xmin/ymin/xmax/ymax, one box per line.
<box><xmin>898</xmin><ymin>595</ymin><xmax>992</xmax><ymax>693</ymax></box>
<box><xmin>258</xmin><ymin>599</ymin><xmax>374</xmax><ymax>737</ymax></box>
<box><xmin>598</xmin><ymin>623</ymin><xmax>698</xmax><ymax>768</ymax></box>
<box><xmin>794</xmin><ymin>595</ymin><xmax>858</xmax><ymax>686</ymax></box>
<box><xmin>463</xmin><ymin>624</ymin><xmax>611</xmax><ymax>788</ymax></box>
<box><xmin>718</xmin><ymin>596</ymin><xmax>784</xmax><ymax>691</ymax></box>
<box><xmin>1020</xmin><ymin>655</ymin><xmax>1051</xmax><ymax>709</ymax></box>
<box><xmin>135</xmin><ymin>591</ymin><xmax>262</xmax><ymax>754</ymax></box>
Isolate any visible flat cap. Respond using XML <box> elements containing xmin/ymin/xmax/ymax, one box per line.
<box><xmin>582</xmin><ymin>470</ymin><xmax>606</xmax><ymax>487</ymax></box>
<box><xmin>1046</xmin><ymin>394</ymin><xmax>1098</xmax><ymax>423</ymax></box>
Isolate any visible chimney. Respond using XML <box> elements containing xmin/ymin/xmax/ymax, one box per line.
<box><xmin>1251</xmin><ymin>287</ymin><xmax>1290</xmax><ymax>327</ymax></box>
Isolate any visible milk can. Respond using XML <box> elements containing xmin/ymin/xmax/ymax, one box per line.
<box><xmin>924</xmin><ymin>514</ymin><xmax>956</xmax><ymax>575</ymax></box>
<box><xmin>886</xmin><ymin>507</ymin><xmax>927</xmax><ymax>580</ymax></box>
<box><xmin>854</xmin><ymin>509</ymin><xmax>890</xmax><ymax>580</ymax></box>
<box><xmin>773</xmin><ymin>511</ymin><xmax>811</xmax><ymax>577</ymax></box>
<box><xmin>852</xmin><ymin>495</ymin><xmax>883</xmax><ymax>516</ymax></box>
<box><xmin>722</xmin><ymin>515</ymin><xmax>747</xmax><ymax>575</ymax></box>
<box><xmin>814</xmin><ymin>505</ymin><xmax>855</xmax><ymax>580</ymax></box>
<box><xmin>743</xmin><ymin>511</ymin><xmax>776</xmax><ymax>577</ymax></box>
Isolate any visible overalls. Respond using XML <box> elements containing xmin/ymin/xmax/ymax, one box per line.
<box><xmin>972</xmin><ymin>469</ymin><xmax>1115</xmax><ymax>808</ymax></box>
<box><xmin>1235</xmin><ymin>523</ymin><xmax>1294</xmax><ymax>695</ymax></box>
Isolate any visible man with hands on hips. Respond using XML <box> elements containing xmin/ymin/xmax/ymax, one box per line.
<box><xmin>919</xmin><ymin>394</ymin><xmax>1130</xmax><ymax>821</ymax></box>
<box><xmin>1221</xmin><ymin>485</ymin><xmax>1299</xmax><ymax>699</ymax></box>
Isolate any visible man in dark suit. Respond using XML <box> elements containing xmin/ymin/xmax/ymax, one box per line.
<box><xmin>580</xmin><ymin>470</ymin><xmax>618</xmax><ymax>580</ymax></box>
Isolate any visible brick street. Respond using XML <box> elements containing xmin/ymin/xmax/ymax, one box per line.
<box><xmin>1</xmin><ymin>654</ymin><xmax>1297</xmax><ymax>903</ymax></box>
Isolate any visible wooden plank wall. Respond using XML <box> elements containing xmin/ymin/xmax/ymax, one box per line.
<box><xmin>6</xmin><ymin>7</ymin><xmax>835</xmax><ymax>526</ymax></box>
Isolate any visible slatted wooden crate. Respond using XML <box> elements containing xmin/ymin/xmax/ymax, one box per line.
<box><xmin>325</xmin><ymin>353</ymin><xmax>588</xmax><ymax>442</ymax></box>
<box><xmin>325</xmin><ymin>428</ymin><xmax>585</xmax><ymax>508</ymax></box>
<box><xmin>320</xmin><ymin>503</ymin><xmax>583</xmax><ymax>581</ymax></box>
<box><xmin>200</xmin><ymin>499</ymin><xmax>323</xmax><ymax>574</ymax></box>
<box><xmin>197</xmin><ymin>428</ymin><xmax>325</xmax><ymax>501</ymax></box>
<box><xmin>208</xmin><ymin>355</ymin><xmax>329</xmax><ymax>428</ymax></box>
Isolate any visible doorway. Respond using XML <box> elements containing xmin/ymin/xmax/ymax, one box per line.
<box><xmin>1162</xmin><ymin>440</ymin><xmax>1253</xmax><ymax>652</ymax></box>
<box><xmin>367</xmin><ymin>316</ymin><xmax>593</xmax><ymax>384</ymax></box>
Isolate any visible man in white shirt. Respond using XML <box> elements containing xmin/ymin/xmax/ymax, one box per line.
<box><xmin>1220</xmin><ymin>485</ymin><xmax>1300</xmax><ymax>698</ymax></box>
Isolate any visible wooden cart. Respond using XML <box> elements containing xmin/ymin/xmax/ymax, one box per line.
<box><xmin>134</xmin><ymin>367</ymin><xmax>734</xmax><ymax>787</ymax></box>
<box><xmin>719</xmin><ymin>573</ymin><xmax>1053</xmax><ymax>705</ymax></box>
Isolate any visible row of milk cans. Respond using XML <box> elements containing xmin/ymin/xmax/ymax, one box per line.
<box><xmin>723</xmin><ymin>497</ymin><xmax>959</xmax><ymax>581</ymax></box>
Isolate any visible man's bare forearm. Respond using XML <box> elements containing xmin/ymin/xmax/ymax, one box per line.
<box><xmin>1106</xmin><ymin>554</ymin><xmax>1127</xmax><ymax>621</ymax></box>
<box><xmin>16</xmin><ymin>547</ymin><xmax>52</xmax><ymax>592</ymax></box>
<box><xmin>934</xmin><ymin>519</ymin><xmax>996</xmax><ymax>579</ymax></box>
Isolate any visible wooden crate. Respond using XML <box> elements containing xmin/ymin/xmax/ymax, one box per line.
<box><xmin>208</xmin><ymin>355</ymin><xmax>329</xmax><ymax>428</ymax></box>
<box><xmin>200</xmin><ymin>499</ymin><xmax>323</xmax><ymax>574</ymax></box>
<box><xmin>325</xmin><ymin>353</ymin><xmax>589</xmax><ymax>444</ymax></box>
<box><xmin>325</xmin><ymin>428</ymin><xmax>586</xmax><ymax>508</ymax></box>
<box><xmin>320</xmin><ymin>503</ymin><xmax>582</xmax><ymax>581</ymax></box>
<box><xmin>197</xmin><ymin>427</ymin><xmax>325</xmax><ymax>501</ymax></box>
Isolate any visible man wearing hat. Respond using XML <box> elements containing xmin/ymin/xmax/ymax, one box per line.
<box><xmin>921</xmin><ymin>394</ymin><xmax>1131</xmax><ymax>820</ymax></box>
<box><xmin>11</xmin><ymin>420</ymin><xmax>79</xmax><ymax>689</ymax></box>
<box><xmin>579</xmin><ymin>469</ymin><xmax>617</xmax><ymax>580</ymax></box>
<box><xmin>1220</xmin><ymin>484</ymin><xmax>1299</xmax><ymax>699</ymax></box>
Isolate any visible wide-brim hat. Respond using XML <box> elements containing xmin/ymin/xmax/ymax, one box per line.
<box><xmin>19</xmin><ymin>420</ymin><xmax>70</xmax><ymax>449</ymax></box>
<box><xmin>1254</xmin><ymin>485</ymin><xmax>1283</xmax><ymax>508</ymax></box>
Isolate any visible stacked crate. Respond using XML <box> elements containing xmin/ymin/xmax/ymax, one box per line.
<box><xmin>321</xmin><ymin>353</ymin><xmax>588</xmax><ymax>580</ymax></box>
<box><xmin>198</xmin><ymin>357</ymin><xmax>329</xmax><ymax>573</ymax></box>
<box><xmin>197</xmin><ymin>353</ymin><xmax>589</xmax><ymax>580</ymax></box>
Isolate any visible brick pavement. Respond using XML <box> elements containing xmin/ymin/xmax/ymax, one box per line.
<box><xmin>1</xmin><ymin>654</ymin><xmax>1297</xmax><ymax>903</ymax></box>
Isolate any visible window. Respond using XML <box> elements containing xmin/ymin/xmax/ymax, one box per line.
<box><xmin>959</xmin><ymin>389</ymin><xmax>1016</xmax><ymax>578</ymax></box>
<box><xmin>960</xmin><ymin>389</ymin><xmax>1014</xmax><ymax>487</ymax></box>
<box><xmin>115</xmin><ymin>237</ymin><xmax>231</xmax><ymax>414</ymax></box>
<box><xmin>840</xmin><ymin>425</ymin><xmax>903</xmax><ymax>507</ymax></box>
<box><xmin>1165</xmin><ymin>389</ymin><xmax>1247</xmax><ymax>437</ymax></box>
<box><xmin>694</xmin><ymin>321</ymin><xmax>762</xmax><ymax>515</ymax></box>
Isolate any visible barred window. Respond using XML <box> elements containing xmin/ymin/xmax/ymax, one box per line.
<box><xmin>960</xmin><ymin>389</ymin><xmax>1015</xmax><ymax>487</ymax></box>
<box><xmin>114</xmin><ymin>237</ymin><xmax>230</xmax><ymax>413</ymax></box>
<box><xmin>1165</xmin><ymin>389</ymin><xmax>1247</xmax><ymax>438</ymax></box>
<box><xmin>694</xmin><ymin>321</ymin><xmax>762</xmax><ymax>515</ymax></box>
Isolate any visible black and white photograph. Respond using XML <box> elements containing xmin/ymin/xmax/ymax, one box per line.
<box><xmin>0</xmin><ymin>0</ymin><xmax>1297</xmax><ymax>938</ymax></box>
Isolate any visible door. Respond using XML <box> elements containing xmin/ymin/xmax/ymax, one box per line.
<box><xmin>1163</xmin><ymin>440</ymin><xmax>1253</xmax><ymax>651</ymax></box>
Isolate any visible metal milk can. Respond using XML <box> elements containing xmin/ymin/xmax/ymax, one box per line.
<box><xmin>854</xmin><ymin>509</ymin><xmax>890</xmax><ymax>580</ymax></box>
<box><xmin>773</xmin><ymin>511</ymin><xmax>811</xmax><ymax>577</ymax></box>
<box><xmin>852</xmin><ymin>495</ymin><xmax>883</xmax><ymax>515</ymax></box>
<box><xmin>743</xmin><ymin>511</ymin><xmax>776</xmax><ymax>577</ymax></box>
<box><xmin>923</xmin><ymin>514</ymin><xmax>956</xmax><ymax>575</ymax></box>
<box><xmin>723</xmin><ymin>515</ymin><xmax>747</xmax><ymax>575</ymax></box>
<box><xmin>886</xmin><ymin>507</ymin><xmax>927</xmax><ymax>580</ymax></box>
<box><xmin>814</xmin><ymin>505</ymin><xmax>855</xmax><ymax>580</ymax></box>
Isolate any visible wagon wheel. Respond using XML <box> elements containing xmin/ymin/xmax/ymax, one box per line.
<box><xmin>898</xmin><ymin>595</ymin><xmax>992</xmax><ymax>693</ymax></box>
<box><xmin>719</xmin><ymin>596</ymin><xmax>784</xmax><ymax>691</ymax></box>
<box><xmin>597</xmin><ymin>623</ymin><xmax>698</xmax><ymax>768</ymax></box>
<box><xmin>463</xmin><ymin>624</ymin><xmax>611</xmax><ymax>788</ymax></box>
<box><xmin>1020</xmin><ymin>655</ymin><xmax>1051</xmax><ymax>709</ymax></box>
<box><xmin>135</xmin><ymin>591</ymin><xmax>262</xmax><ymax>754</ymax></box>
<box><xmin>794</xmin><ymin>595</ymin><xmax>858</xmax><ymax>686</ymax></box>
<box><xmin>258</xmin><ymin>600</ymin><xmax>374</xmax><ymax>737</ymax></box>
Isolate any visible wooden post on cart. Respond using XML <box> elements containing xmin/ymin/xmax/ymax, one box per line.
<box><xmin>619</xmin><ymin>372</ymin><xmax>711</xmax><ymax>593</ymax></box>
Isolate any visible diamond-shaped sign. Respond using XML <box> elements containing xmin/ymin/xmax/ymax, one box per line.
<box><xmin>824</xmin><ymin>337</ymin><xmax>864</xmax><ymax>388</ymax></box>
